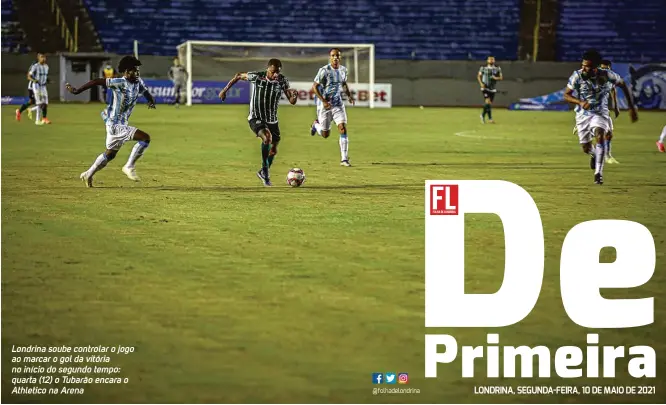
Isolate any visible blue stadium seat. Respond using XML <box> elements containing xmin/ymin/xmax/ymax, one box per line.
<box><xmin>81</xmin><ymin>0</ymin><xmax>521</xmax><ymax>60</ymax></box>
<box><xmin>557</xmin><ymin>0</ymin><xmax>666</xmax><ymax>63</ymax></box>
<box><xmin>1</xmin><ymin>0</ymin><xmax>30</xmax><ymax>53</ymax></box>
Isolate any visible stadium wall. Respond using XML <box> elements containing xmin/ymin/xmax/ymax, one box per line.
<box><xmin>1</xmin><ymin>53</ymin><xmax>579</xmax><ymax>107</ymax></box>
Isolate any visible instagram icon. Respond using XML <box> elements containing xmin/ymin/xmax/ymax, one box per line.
<box><xmin>398</xmin><ymin>373</ymin><xmax>409</xmax><ymax>384</ymax></box>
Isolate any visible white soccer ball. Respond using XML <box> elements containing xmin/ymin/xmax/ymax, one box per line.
<box><xmin>286</xmin><ymin>168</ymin><xmax>306</xmax><ymax>187</ymax></box>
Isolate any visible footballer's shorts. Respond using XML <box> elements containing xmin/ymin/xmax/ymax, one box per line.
<box><xmin>575</xmin><ymin>113</ymin><xmax>611</xmax><ymax>144</ymax></box>
<box><xmin>27</xmin><ymin>89</ymin><xmax>36</xmax><ymax>104</ymax></box>
<box><xmin>32</xmin><ymin>84</ymin><xmax>48</xmax><ymax>105</ymax></box>
<box><xmin>482</xmin><ymin>88</ymin><xmax>496</xmax><ymax>102</ymax></box>
<box><xmin>316</xmin><ymin>102</ymin><xmax>347</xmax><ymax>131</ymax></box>
<box><xmin>248</xmin><ymin>119</ymin><xmax>281</xmax><ymax>143</ymax></box>
<box><xmin>105</xmin><ymin>124</ymin><xmax>138</xmax><ymax>150</ymax></box>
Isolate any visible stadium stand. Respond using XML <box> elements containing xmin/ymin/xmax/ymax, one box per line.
<box><xmin>81</xmin><ymin>0</ymin><xmax>521</xmax><ymax>60</ymax></box>
<box><xmin>7</xmin><ymin>0</ymin><xmax>664</xmax><ymax>63</ymax></box>
<box><xmin>557</xmin><ymin>0</ymin><xmax>666</xmax><ymax>63</ymax></box>
<box><xmin>1</xmin><ymin>0</ymin><xmax>30</xmax><ymax>53</ymax></box>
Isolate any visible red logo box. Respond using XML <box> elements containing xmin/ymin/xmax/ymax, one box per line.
<box><xmin>430</xmin><ymin>185</ymin><xmax>459</xmax><ymax>215</ymax></box>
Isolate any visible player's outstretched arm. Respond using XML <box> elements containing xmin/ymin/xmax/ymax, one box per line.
<box><xmin>611</xmin><ymin>87</ymin><xmax>620</xmax><ymax>118</ymax></box>
<box><xmin>615</xmin><ymin>79</ymin><xmax>638</xmax><ymax>122</ymax></box>
<box><xmin>342</xmin><ymin>82</ymin><xmax>355</xmax><ymax>105</ymax></box>
<box><xmin>219</xmin><ymin>72</ymin><xmax>248</xmax><ymax>101</ymax></box>
<box><xmin>66</xmin><ymin>78</ymin><xmax>106</xmax><ymax>95</ymax></box>
<box><xmin>283</xmin><ymin>87</ymin><xmax>298</xmax><ymax>105</ymax></box>
<box><xmin>144</xmin><ymin>90</ymin><xmax>156</xmax><ymax>109</ymax></box>
<box><xmin>477</xmin><ymin>70</ymin><xmax>485</xmax><ymax>88</ymax></box>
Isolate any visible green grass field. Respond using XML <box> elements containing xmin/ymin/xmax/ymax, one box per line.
<box><xmin>2</xmin><ymin>104</ymin><xmax>665</xmax><ymax>404</ymax></box>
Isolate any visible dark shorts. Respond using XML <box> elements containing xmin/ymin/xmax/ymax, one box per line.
<box><xmin>482</xmin><ymin>89</ymin><xmax>496</xmax><ymax>102</ymax></box>
<box><xmin>248</xmin><ymin>119</ymin><xmax>281</xmax><ymax>143</ymax></box>
<box><xmin>28</xmin><ymin>89</ymin><xmax>35</xmax><ymax>103</ymax></box>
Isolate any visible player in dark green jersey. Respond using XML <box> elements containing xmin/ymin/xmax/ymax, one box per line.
<box><xmin>477</xmin><ymin>56</ymin><xmax>503</xmax><ymax>124</ymax></box>
<box><xmin>219</xmin><ymin>59</ymin><xmax>298</xmax><ymax>186</ymax></box>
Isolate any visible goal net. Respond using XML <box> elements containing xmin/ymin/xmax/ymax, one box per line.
<box><xmin>176</xmin><ymin>41</ymin><xmax>376</xmax><ymax>108</ymax></box>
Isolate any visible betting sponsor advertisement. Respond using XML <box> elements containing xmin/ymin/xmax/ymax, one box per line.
<box><xmin>134</xmin><ymin>80</ymin><xmax>392</xmax><ymax>107</ymax></box>
<box><xmin>277</xmin><ymin>82</ymin><xmax>392</xmax><ymax>108</ymax></box>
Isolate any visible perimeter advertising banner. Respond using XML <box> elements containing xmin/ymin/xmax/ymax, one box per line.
<box><xmin>277</xmin><ymin>82</ymin><xmax>392</xmax><ymax>108</ymax></box>
<box><xmin>509</xmin><ymin>63</ymin><xmax>666</xmax><ymax>110</ymax></box>
<box><xmin>1</xmin><ymin>96</ymin><xmax>30</xmax><ymax>105</ymax></box>
<box><xmin>139</xmin><ymin>79</ymin><xmax>250</xmax><ymax>105</ymax></box>
<box><xmin>136</xmin><ymin>80</ymin><xmax>392</xmax><ymax>107</ymax></box>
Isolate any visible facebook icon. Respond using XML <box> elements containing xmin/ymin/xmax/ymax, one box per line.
<box><xmin>372</xmin><ymin>373</ymin><xmax>383</xmax><ymax>384</ymax></box>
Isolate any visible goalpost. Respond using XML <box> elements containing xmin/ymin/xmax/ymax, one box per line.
<box><xmin>176</xmin><ymin>41</ymin><xmax>376</xmax><ymax>108</ymax></box>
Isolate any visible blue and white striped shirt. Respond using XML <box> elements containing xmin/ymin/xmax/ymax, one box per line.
<box><xmin>29</xmin><ymin>63</ymin><xmax>49</xmax><ymax>86</ymax></box>
<box><xmin>104</xmin><ymin>77</ymin><xmax>147</xmax><ymax>126</ymax></box>
<box><xmin>314</xmin><ymin>64</ymin><xmax>348</xmax><ymax>107</ymax></box>
<box><xmin>567</xmin><ymin>68</ymin><xmax>622</xmax><ymax>116</ymax></box>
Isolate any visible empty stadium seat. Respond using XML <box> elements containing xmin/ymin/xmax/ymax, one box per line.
<box><xmin>1</xmin><ymin>0</ymin><xmax>30</xmax><ymax>53</ymax></box>
<box><xmin>80</xmin><ymin>0</ymin><xmax>521</xmax><ymax>60</ymax></box>
<box><xmin>557</xmin><ymin>0</ymin><xmax>666</xmax><ymax>62</ymax></box>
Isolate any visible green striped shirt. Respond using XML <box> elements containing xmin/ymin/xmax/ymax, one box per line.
<box><xmin>479</xmin><ymin>65</ymin><xmax>502</xmax><ymax>89</ymax></box>
<box><xmin>246</xmin><ymin>71</ymin><xmax>290</xmax><ymax>124</ymax></box>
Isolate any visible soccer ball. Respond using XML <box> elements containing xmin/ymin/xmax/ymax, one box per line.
<box><xmin>286</xmin><ymin>168</ymin><xmax>306</xmax><ymax>187</ymax></box>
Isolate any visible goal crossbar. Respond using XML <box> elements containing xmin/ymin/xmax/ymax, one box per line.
<box><xmin>177</xmin><ymin>40</ymin><xmax>376</xmax><ymax>108</ymax></box>
<box><xmin>177</xmin><ymin>41</ymin><xmax>375</xmax><ymax>49</ymax></box>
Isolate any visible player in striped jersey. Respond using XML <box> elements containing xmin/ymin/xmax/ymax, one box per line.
<box><xmin>571</xmin><ymin>60</ymin><xmax>622</xmax><ymax>163</ymax></box>
<box><xmin>563</xmin><ymin>50</ymin><xmax>638</xmax><ymax>185</ymax></box>
<box><xmin>65</xmin><ymin>56</ymin><xmax>157</xmax><ymax>187</ymax></box>
<box><xmin>478</xmin><ymin>56</ymin><xmax>503</xmax><ymax>124</ymax></box>
<box><xmin>29</xmin><ymin>53</ymin><xmax>51</xmax><ymax>125</ymax></box>
<box><xmin>15</xmin><ymin>53</ymin><xmax>50</xmax><ymax>125</ymax></box>
<box><xmin>219</xmin><ymin>58</ymin><xmax>298</xmax><ymax>186</ymax></box>
<box><xmin>310</xmin><ymin>48</ymin><xmax>356</xmax><ymax>166</ymax></box>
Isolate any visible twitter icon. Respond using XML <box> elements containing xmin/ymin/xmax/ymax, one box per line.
<box><xmin>385</xmin><ymin>372</ymin><xmax>397</xmax><ymax>384</ymax></box>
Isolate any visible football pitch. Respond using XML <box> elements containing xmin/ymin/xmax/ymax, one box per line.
<box><xmin>1</xmin><ymin>104</ymin><xmax>665</xmax><ymax>403</ymax></box>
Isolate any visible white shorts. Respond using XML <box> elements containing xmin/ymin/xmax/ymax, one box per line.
<box><xmin>33</xmin><ymin>84</ymin><xmax>48</xmax><ymax>105</ymax></box>
<box><xmin>317</xmin><ymin>103</ymin><xmax>347</xmax><ymax>131</ymax></box>
<box><xmin>106</xmin><ymin>124</ymin><xmax>137</xmax><ymax>150</ymax></box>
<box><xmin>575</xmin><ymin>113</ymin><xmax>611</xmax><ymax>144</ymax></box>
